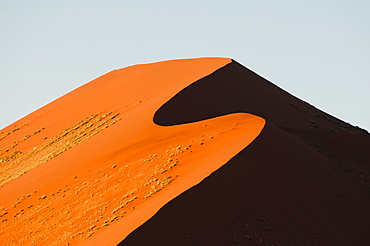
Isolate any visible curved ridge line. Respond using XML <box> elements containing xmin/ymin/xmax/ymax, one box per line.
<box><xmin>81</xmin><ymin>59</ymin><xmax>266</xmax><ymax>246</ymax></box>
<box><xmin>112</xmin><ymin>70</ymin><xmax>267</xmax><ymax>244</ymax></box>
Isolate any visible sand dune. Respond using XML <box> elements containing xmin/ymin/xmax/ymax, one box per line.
<box><xmin>1</xmin><ymin>58</ymin><xmax>369</xmax><ymax>246</ymax></box>
<box><xmin>121</xmin><ymin>60</ymin><xmax>370</xmax><ymax>246</ymax></box>
<box><xmin>0</xmin><ymin>58</ymin><xmax>264</xmax><ymax>245</ymax></box>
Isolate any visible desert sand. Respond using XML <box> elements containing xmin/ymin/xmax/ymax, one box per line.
<box><xmin>0</xmin><ymin>58</ymin><xmax>265</xmax><ymax>245</ymax></box>
<box><xmin>1</xmin><ymin>57</ymin><xmax>369</xmax><ymax>246</ymax></box>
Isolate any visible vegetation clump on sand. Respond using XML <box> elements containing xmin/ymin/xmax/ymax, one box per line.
<box><xmin>0</xmin><ymin>112</ymin><xmax>121</xmax><ymax>187</ymax></box>
<box><xmin>0</xmin><ymin>139</ymin><xmax>197</xmax><ymax>245</ymax></box>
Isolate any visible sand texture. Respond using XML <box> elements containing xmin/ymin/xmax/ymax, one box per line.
<box><xmin>1</xmin><ymin>58</ymin><xmax>369</xmax><ymax>246</ymax></box>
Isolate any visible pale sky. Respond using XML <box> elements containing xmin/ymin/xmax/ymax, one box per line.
<box><xmin>1</xmin><ymin>1</ymin><xmax>369</xmax><ymax>131</ymax></box>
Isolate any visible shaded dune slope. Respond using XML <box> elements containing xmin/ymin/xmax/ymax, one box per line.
<box><xmin>0</xmin><ymin>58</ymin><xmax>266</xmax><ymax>246</ymax></box>
<box><xmin>120</xmin><ymin>61</ymin><xmax>370</xmax><ymax>245</ymax></box>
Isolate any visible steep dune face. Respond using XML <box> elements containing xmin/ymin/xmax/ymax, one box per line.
<box><xmin>121</xmin><ymin>61</ymin><xmax>370</xmax><ymax>245</ymax></box>
<box><xmin>0</xmin><ymin>58</ymin><xmax>266</xmax><ymax>246</ymax></box>
<box><xmin>1</xmin><ymin>58</ymin><xmax>369</xmax><ymax>246</ymax></box>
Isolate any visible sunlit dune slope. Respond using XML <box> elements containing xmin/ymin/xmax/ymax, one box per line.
<box><xmin>120</xmin><ymin>60</ymin><xmax>370</xmax><ymax>245</ymax></box>
<box><xmin>1</xmin><ymin>58</ymin><xmax>369</xmax><ymax>246</ymax></box>
<box><xmin>0</xmin><ymin>58</ymin><xmax>266</xmax><ymax>246</ymax></box>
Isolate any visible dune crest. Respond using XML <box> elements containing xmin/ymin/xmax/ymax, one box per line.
<box><xmin>0</xmin><ymin>58</ymin><xmax>265</xmax><ymax>245</ymax></box>
<box><xmin>120</xmin><ymin>59</ymin><xmax>370</xmax><ymax>246</ymax></box>
<box><xmin>2</xmin><ymin>57</ymin><xmax>369</xmax><ymax>246</ymax></box>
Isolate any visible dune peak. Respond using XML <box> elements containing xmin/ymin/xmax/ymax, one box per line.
<box><xmin>1</xmin><ymin>57</ymin><xmax>369</xmax><ymax>246</ymax></box>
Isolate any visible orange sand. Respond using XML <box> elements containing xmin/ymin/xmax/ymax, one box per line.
<box><xmin>0</xmin><ymin>58</ymin><xmax>265</xmax><ymax>245</ymax></box>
